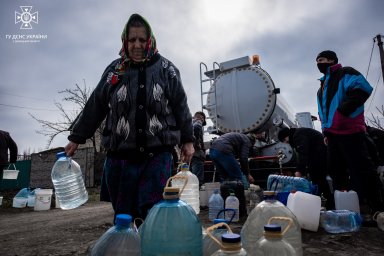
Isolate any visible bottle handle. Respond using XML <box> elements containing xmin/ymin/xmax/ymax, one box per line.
<box><xmin>164</xmin><ymin>175</ymin><xmax>188</xmax><ymax>198</ymax></box>
<box><xmin>217</xmin><ymin>208</ymin><xmax>236</xmax><ymax>224</ymax></box>
<box><xmin>205</xmin><ymin>222</ymin><xmax>233</xmax><ymax>248</ymax></box>
<box><xmin>133</xmin><ymin>218</ymin><xmax>144</xmax><ymax>232</ymax></box>
<box><xmin>267</xmin><ymin>216</ymin><xmax>293</xmax><ymax>236</ymax></box>
<box><xmin>66</xmin><ymin>155</ymin><xmax>72</xmax><ymax>168</ymax></box>
<box><xmin>373</xmin><ymin>211</ymin><xmax>380</xmax><ymax>221</ymax></box>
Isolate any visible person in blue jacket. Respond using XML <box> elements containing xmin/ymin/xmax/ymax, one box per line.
<box><xmin>316</xmin><ymin>50</ymin><xmax>383</xmax><ymax>213</ymax></box>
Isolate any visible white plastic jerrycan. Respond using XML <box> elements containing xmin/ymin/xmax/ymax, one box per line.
<box><xmin>334</xmin><ymin>190</ymin><xmax>360</xmax><ymax>213</ymax></box>
<box><xmin>287</xmin><ymin>191</ymin><xmax>321</xmax><ymax>232</ymax></box>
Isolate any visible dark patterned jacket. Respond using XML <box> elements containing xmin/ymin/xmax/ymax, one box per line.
<box><xmin>69</xmin><ymin>53</ymin><xmax>193</xmax><ymax>156</ymax></box>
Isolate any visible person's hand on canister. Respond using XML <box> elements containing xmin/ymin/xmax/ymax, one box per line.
<box><xmin>180</xmin><ymin>142</ymin><xmax>194</xmax><ymax>163</ymax></box>
<box><xmin>65</xmin><ymin>141</ymin><xmax>79</xmax><ymax>157</ymax></box>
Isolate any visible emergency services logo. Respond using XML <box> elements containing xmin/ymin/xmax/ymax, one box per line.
<box><xmin>15</xmin><ymin>6</ymin><xmax>38</xmax><ymax>29</ymax></box>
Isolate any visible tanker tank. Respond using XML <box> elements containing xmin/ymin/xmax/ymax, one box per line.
<box><xmin>200</xmin><ymin>55</ymin><xmax>297</xmax><ymax>141</ymax></box>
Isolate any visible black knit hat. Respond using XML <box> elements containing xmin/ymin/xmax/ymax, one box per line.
<box><xmin>194</xmin><ymin>111</ymin><xmax>206</xmax><ymax>126</ymax></box>
<box><xmin>316</xmin><ymin>50</ymin><xmax>338</xmax><ymax>64</ymax></box>
<box><xmin>278</xmin><ymin>128</ymin><xmax>291</xmax><ymax>142</ymax></box>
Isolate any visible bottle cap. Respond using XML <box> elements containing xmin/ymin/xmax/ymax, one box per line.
<box><xmin>115</xmin><ymin>214</ymin><xmax>132</xmax><ymax>227</ymax></box>
<box><xmin>56</xmin><ymin>152</ymin><xmax>67</xmax><ymax>159</ymax></box>
<box><xmin>221</xmin><ymin>233</ymin><xmax>241</xmax><ymax>243</ymax></box>
<box><xmin>180</xmin><ymin>163</ymin><xmax>189</xmax><ymax>172</ymax></box>
<box><xmin>213</xmin><ymin>218</ymin><xmax>228</xmax><ymax>224</ymax></box>
<box><xmin>264</xmin><ymin>224</ymin><xmax>281</xmax><ymax>232</ymax></box>
<box><xmin>163</xmin><ymin>187</ymin><xmax>180</xmax><ymax>199</ymax></box>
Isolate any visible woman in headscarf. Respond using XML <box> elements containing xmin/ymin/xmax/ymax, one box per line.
<box><xmin>65</xmin><ymin>14</ymin><xmax>194</xmax><ymax>220</ymax></box>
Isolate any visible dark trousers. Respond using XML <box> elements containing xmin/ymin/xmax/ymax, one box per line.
<box><xmin>190</xmin><ymin>156</ymin><xmax>205</xmax><ymax>187</ymax></box>
<box><xmin>327</xmin><ymin>132</ymin><xmax>384</xmax><ymax>212</ymax></box>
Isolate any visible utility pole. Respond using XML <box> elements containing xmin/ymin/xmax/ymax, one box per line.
<box><xmin>376</xmin><ymin>34</ymin><xmax>384</xmax><ymax>85</ymax></box>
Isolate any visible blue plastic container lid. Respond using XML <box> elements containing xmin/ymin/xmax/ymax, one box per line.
<box><xmin>56</xmin><ymin>152</ymin><xmax>67</xmax><ymax>159</ymax></box>
<box><xmin>213</xmin><ymin>218</ymin><xmax>228</xmax><ymax>224</ymax></box>
<box><xmin>264</xmin><ymin>224</ymin><xmax>281</xmax><ymax>232</ymax></box>
<box><xmin>221</xmin><ymin>233</ymin><xmax>241</xmax><ymax>243</ymax></box>
<box><xmin>115</xmin><ymin>214</ymin><xmax>132</xmax><ymax>227</ymax></box>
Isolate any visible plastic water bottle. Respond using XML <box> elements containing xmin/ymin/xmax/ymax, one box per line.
<box><xmin>27</xmin><ymin>188</ymin><xmax>40</xmax><ymax>207</ymax></box>
<box><xmin>173</xmin><ymin>163</ymin><xmax>200</xmax><ymax>214</ymax></box>
<box><xmin>334</xmin><ymin>190</ymin><xmax>360</xmax><ymax>213</ymax></box>
<box><xmin>210</xmin><ymin>233</ymin><xmax>247</xmax><ymax>256</ymax></box>
<box><xmin>252</xmin><ymin>223</ymin><xmax>296</xmax><ymax>256</ymax></box>
<box><xmin>241</xmin><ymin>191</ymin><xmax>303</xmax><ymax>256</ymax></box>
<box><xmin>209</xmin><ymin>189</ymin><xmax>224</xmax><ymax>221</ymax></box>
<box><xmin>203</xmin><ymin>219</ymin><xmax>229</xmax><ymax>256</ymax></box>
<box><xmin>320</xmin><ymin>210</ymin><xmax>362</xmax><ymax>234</ymax></box>
<box><xmin>51</xmin><ymin>152</ymin><xmax>88</xmax><ymax>210</ymax></box>
<box><xmin>221</xmin><ymin>180</ymin><xmax>247</xmax><ymax>218</ymax></box>
<box><xmin>225</xmin><ymin>192</ymin><xmax>240</xmax><ymax>222</ymax></box>
<box><xmin>267</xmin><ymin>174</ymin><xmax>314</xmax><ymax>194</ymax></box>
<box><xmin>206</xmin><ymin>222</ymin><xmax>246</xmax><ymax>256</ymax></box>
<box><xmin>91</xmin><ymin>214</ymin><xmax>140</xmax><ymax>256</ymax></box>
<box><xmin>248</xmin><ymin>184</ymin><xmax>262</xmax><ymax>214</ymax></box>
<box><xmin>140</xmin><ymin>176</ymin><xmax>202</xmax><ymax>256</ymax></box>
<box><xmin>12</xmin><ymin>187</ymin><xmax>30</xmax><ymax>208</ymax></box>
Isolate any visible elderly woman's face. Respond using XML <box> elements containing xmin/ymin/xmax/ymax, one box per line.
<box><xmin>128</xmin><ymin>26</ymin><xmax>148</xmax><ymax>62</ymax></box>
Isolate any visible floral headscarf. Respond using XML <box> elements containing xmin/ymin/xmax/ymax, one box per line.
<box><xmin>117</xmin><ymin>14</ymin><xmax>158</xmax><ymax>74</ymax></box>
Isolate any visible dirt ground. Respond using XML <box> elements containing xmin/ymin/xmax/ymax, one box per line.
<box><xmin>0</xmin><ymin>189</ymin><xmax>384</xmax><ymax>256</ymax></box>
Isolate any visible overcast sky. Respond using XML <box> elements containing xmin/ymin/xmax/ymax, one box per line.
<box><xmin>1</xmin><ymin>0</ymin><xmax>383</xmax><ymax>153</ymax></box>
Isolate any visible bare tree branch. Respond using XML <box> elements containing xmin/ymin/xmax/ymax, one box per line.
<box><xmin>29</xmin><ymin>81</ymin><xmax>103</xmax><ymax>151</ymax></box>
<box><xmin>367</xmin><ymin>105</ymin><xmax>384</xmax><ymax>130</ymax></box>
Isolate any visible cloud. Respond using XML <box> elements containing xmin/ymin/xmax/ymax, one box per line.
<box><xmin>1</xmin><ymin>0</ymin><xmax>383</xmax><ymax>152</ymax></box>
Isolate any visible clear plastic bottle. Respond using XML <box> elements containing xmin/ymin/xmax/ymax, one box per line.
<box><xmin>51</xmin><ymin>152</ymin><xmax>88</xmax><ymax>210</ymax></box>
<box><xmin>267</xmin><ymin>174</ymin><xmax>314</xmax><ymax>193</ymax></box>
<box><xmin>27</xmin><ymin>188</ymin><xmax>40</xmax><ymax>207</ymax></box>
<box><xmin>241</xmin><ymin>191</ymin><xmax>303</xmax><ymax>256</ymax></box>
<box><xmin>253</xmin><ymin>224</ymin><xmax>296</xmax><ymax>256</ymax></box>
<box><xmin>140</xmin><ymin>176</ymin><xmax>202</xmax><ymax>256</ymax></box>
<box><xmin>209</xmin><ymin>189</ymin><xmax>224</xmax><ymax>221</ymax></box>
<box><xmin>173</xmin><ymin>163</ymin><xmax>200</xmax><ymax>214</ymax></box>
<box><xmin>91</xmin><ymin>214</ymin><xmax>140</xmax><ymax>256</ymax></box>
<box><xmin>248</xmin><ymin>184</ymin><xmax>262</xmax><ymax>214</ymax></box>
<box><xmin>203</xmin><ymin>219</ymin><xmax>229</xmax><ymax>256</ymax></box>
<box><xmin>225</xmin><ymin>192</ymin><xmax>239</xmax><ymax>222</ymax></box>
<box><xmin>320</xmin><ymin>210</ymin><xmax>362</xmax><ymax>234</ymax></box>
<box><xmin>210</xmin><ymin>233</ymin><xmax>247</xmax><ymax>256</ymax></box>
<box><xmin>12</xmin><ymin>187</ymin><xmax>30</xmax><ymax>208</ymax></box>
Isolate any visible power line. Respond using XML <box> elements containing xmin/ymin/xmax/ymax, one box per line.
<box><xmin>1</xmin><ymin>92</ymin><xmax>52</xmax><ymax>102</ymax></box>
<box><xmin>0</xmin><ymin>103</ymin><xmax>75</xmax><ymax>112</ymax></box>
<box><xmin>366</xmin><ymin>37</ymin><xmax>375</xmax><ymax>78</ymax></box>
<box><xmin>367</xmin><ymin>71</ymin><xmax>382</xmax><ymax>113</ymax></box>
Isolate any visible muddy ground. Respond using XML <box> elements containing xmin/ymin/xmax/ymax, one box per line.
<box><xmin>0</xmin><ymin>189</ymin><xmax>383</xmax><ymax>256</ymax></box>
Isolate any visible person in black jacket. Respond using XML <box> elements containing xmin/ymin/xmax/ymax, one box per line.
<box><xmin>0</xmin><ymin>130</ymin><xmax>18</xmax><ymax>166</ymax></box>
<box><xmin>278</xmin><ymin>127</ymin><xmax>333</xmax><ymax>207</ymax></box>
<box><xmin>190</xmin><ymin>111</ymin><xmax>206</xmax><ymax>187</ymax></box>
<box><xmin>0</xmin><ymin>130</ymin><xmax>18</xmax><ymax>177</ymax></box>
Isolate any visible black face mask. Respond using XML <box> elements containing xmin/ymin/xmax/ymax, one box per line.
<box><xmin>317</xmin><ymin>62</ymin><xmax>333</xmax><ymax>74</ymax></box>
